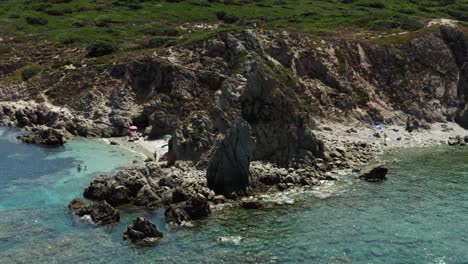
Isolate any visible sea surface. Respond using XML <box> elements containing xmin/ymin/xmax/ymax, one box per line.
<box><xmin>1</xmin><ymin>127</ymin><xmax>468</xmax><ymax>263</ymax></box>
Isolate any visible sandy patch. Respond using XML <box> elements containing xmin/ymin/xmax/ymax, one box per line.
<box><xmin>315</xmin><ymin>122</ymin><xmax>468</xmax><ymax>151</ymax></box>
<box><xmin>107</xmin><ymin>136</ymin><xmax>170</xmax><ymax>160</ymax></box>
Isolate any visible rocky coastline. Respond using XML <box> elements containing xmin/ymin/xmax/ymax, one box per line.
<box><xmin>66</xmin><ymin>118</ymin><xmax>468</xmax><ymax>229</ymax></box>
<box><xmin>2</xmin><ymin>22</ymin><xmax>468</xmax><ymax>242</ymax></box>
<box><xmin>3</xmin><ymin>101</ymin><xmax>468</xmax><ymax>241</ymax></box>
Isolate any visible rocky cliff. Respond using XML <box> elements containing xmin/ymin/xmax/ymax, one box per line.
<box><xmin>1</xmin><ymin>22</ymin><xmax>467</xmax><ymax>165</ymax></box>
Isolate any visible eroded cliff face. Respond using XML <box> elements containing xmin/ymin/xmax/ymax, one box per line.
<box><xmin>0</xmin><ymin>24</ymin><xmax>467</xmax><ymax>166</ymax></box>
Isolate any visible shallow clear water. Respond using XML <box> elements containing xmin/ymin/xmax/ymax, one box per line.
<box><xmin>1</xmin><ymin>128</ymin><xmax>468</xmax><ymax>263</ymax></box>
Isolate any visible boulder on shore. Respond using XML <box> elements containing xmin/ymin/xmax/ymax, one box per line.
<box><xmin>359</xmin><ymin>165</ymin><xmax>388</xmax><ymax>182</ymax></box>
<box><xmin>447</xmin><ymin>135</ymin><xmax>467</xmax><ymax>146</ymax></box>
<box><xmin>206</xmin><ymin>118</ymin><xmax>256</xmax><ymax>196</ymax></box>
<box><xmin>68</xmin><ymin>198</ymin><xmax>120</xmax><ymax>225</ymax></box>
<box><xmin>123</xmin><ymin>217</ymin><xmax>163</xmax><ymax>246</ymax></box>
<box><xmin>405</xmin><ymin>116</ymin><xmax>419</xmax><ymax>133</ymax></box>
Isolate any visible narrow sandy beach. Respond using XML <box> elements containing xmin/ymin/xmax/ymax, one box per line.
<box><xmin>315</xmin><ymin>122</ymin><xmax>468</xmax><ymax>152</ymax></box>
<box><xmin>101</xmin><ymin>135</ymin><xmax>170</xmax><ymax>160</ymax></box>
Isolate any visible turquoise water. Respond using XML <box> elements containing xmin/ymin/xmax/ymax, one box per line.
<box><xmin>1</xmin><ymin>127</ymin><xmax>468</xmax><ymax>263</ymax></box>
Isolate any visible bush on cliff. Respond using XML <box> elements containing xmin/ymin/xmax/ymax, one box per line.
<box><xmin>86</xmin><ymin>40</ymin><xmax>117</xmax><ymax>57</ymax></box>
<box><xmin>25</xmin><ymin>16</ymin><xmax>48</xmax><ymax>26</ymax></box>
<box><xmin>21</xmin><ymin>65</ymin><xmax>41</xmax><ymax>80</ymax></box>
<box><xmin>0</xmin><ymin>44</ymin><xmax>10</xmax><ymax>55</ymax></box>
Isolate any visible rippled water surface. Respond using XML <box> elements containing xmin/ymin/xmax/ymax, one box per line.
<box><xmin>1</xmin><ymin>127</ymin><xmax>468</xmax><ymax>263</ymax></box>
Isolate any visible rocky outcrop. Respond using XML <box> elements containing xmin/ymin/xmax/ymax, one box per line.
<box><xmin>68</xmin><ymin>198</ymin><xmax>120</xmax><ymax>225</ymax></box>
<box><xmin>206</xmin><ymin>119</ymin><xmax>255</xmax><ymax>196</ymax></box>
<box><xmin>251</xmin><ymin>162</ymin><xmax>325</xmax><ymax>190</ymax></box>
<box><xmin>83</xmin><ymin>162</ymin><xmax>212</xmax><ymax>206</ymax></box>
<box><xmin>17</xmin><ymin>127</ymin><xmax>71</xmax><ymax>145</ymax></box>
<box><xmin>167</xmin><ymin>111</ymin><xmax>216</xmax><ymax>163</ymax></box>
<box><xmin>165</xmin><ymin>195</ymin><xmax>211</xmax><ymax>225</ymax></box>
<box><xmin>8</xmin><ymin>24</ymin><xmax>467</xmax><ymax>226</ymax></box>
<box><xmin>241</xmin><ymin>199</ymin><xmax>264</xmax><ymax>209</ymax></box>
<box><xmin>0</xmin><ymin>101</ymin><xmax>129</xmax><ymax>140</ymax></box>
<box><xmin>359</xmin><ymin>165</ymin><xmax>388</xmax><ymax>182</ymax></box>
<box><xmin>406</xmin><ymin>116</ymin><xmax>420</xmax><ymax>133</ymax></box>
<box><xmin>240</xmin><ymin>62</ymin><xmax>324</xmax><ymax>167</ymax></box>
<box><xmin>123</xmin><ymin>217</ymin><xmax>163</xmax><ymax>246</ymax></box>
<box><xmin>447</xmin><ymin>135</ymin><xmax>468</xmax><ymax>146</ymax></box>
<box><xmin>83</xmin><ymin>169</ymin><xmax>151</xmax><ymax>206</ymax></box>
<box><xmin>3</xmin><ymin>25</ymin><xmax>467</xmax><ymax>166</ymax></box>
<box><xmin>81</xmin><ymin>162</ymin><xmax>214</xmax><ymax>224</ymax></box>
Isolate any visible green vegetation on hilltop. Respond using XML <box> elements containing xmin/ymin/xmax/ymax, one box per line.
<box><xmin>0</xmin><ymin>0</ymin><xmax>467</xmax><ymax>51</ymax></box>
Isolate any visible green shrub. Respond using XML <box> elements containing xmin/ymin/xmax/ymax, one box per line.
<box><xmin>0</xmin><ymin>44</ymin><xmax>10</xmax><ymax>54</ymax></box>
<box><xmin>400</xmin><ymin>19</ymin><xmax>424</xmax><ymax>31</ymax></box>
<box><xmin>216</xmin><ymin>11</ymin><xmax>239</xmax><ymax>23</ymax></box>
<box><xmin>60</xmin><ymin>37</ymin><xmax>81</xmax><ymax>45</ymax></box>
<box><xmin>147</xmin><ymin>37</ymin><xmax>170</xmax><ymax>48</ymax></box>
<box><xmin>21</xmin><ymin>65</ymin><xmax>41</xmax><ymax>80</ymax></box>
<box><xmin>357</xmin><ymin>0</ymin><xmax>385</xmax><ymax>9</ymax></box>
<box><xmin>86</xmin><ymin>40</ymin><xmax>117</xmax><ymax>57</ymax></box>
<box><xmin>45</xmin><ymin>9</ymin><xmax>65</xmax><ymax>16</ymax></box>
<box><xmin>26</xmin><ymin>16</ymin><xmax>48</xmax><ymax>25</ymax></box>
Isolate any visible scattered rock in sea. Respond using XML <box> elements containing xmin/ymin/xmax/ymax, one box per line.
<box><xmin>123</xmin><ymin>217</ymin><xmax>163</xmax><ymax>246</ymax></box>
<box><xmin>68</xmin><ymin>198</ymin><xmax>120</xmax><ymax>225</ymax></box>
<box><xmin>241</xmin><ymin>199</ymin><xmax>264</xmax><ymax>209</ymax></box>
<box><xmin>359</xmin><ymin>165</ymin><xmax>388</xmax><ymax>182</ymax></box>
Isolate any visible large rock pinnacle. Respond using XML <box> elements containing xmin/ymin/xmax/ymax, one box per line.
<box><xmin>206</xmin><ymin>118</ymin><xmax>256</xmax><ymax>196</ymax></box>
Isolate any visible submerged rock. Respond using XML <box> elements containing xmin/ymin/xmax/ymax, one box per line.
<box><xmin>359</xmin><ymin>165</ymin><xmax>388</xmax><ymax>182</ymax></box>
<box><xmin>123</xmin><ymin>217</ymin><xmax>163</xmax><ymax>246</ymax></box>
<box><xmin>206</xmin><ymin>118</ymin><xmax>255</xmax><ymax>196</ymax></box>
<box><xmin>68</xmin><ymin>198</ymin><xmax>120</xmax><ymax>225</ymax></box>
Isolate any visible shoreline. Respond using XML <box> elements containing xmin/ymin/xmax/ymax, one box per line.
<box><xmin>2</xmin><ymin>119</ymin><xmax>468</xmax><ymax>226</ymax></box>
<box><xmin>314</xmin><ymin>121</ymin><xmax>468</xmax><ymax>168</ymax></box>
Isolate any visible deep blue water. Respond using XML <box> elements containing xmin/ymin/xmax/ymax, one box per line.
<box><xmin>1</xmin><ymin>127</ymin><xmax>468</xmax><ymax>263</ymax></box>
